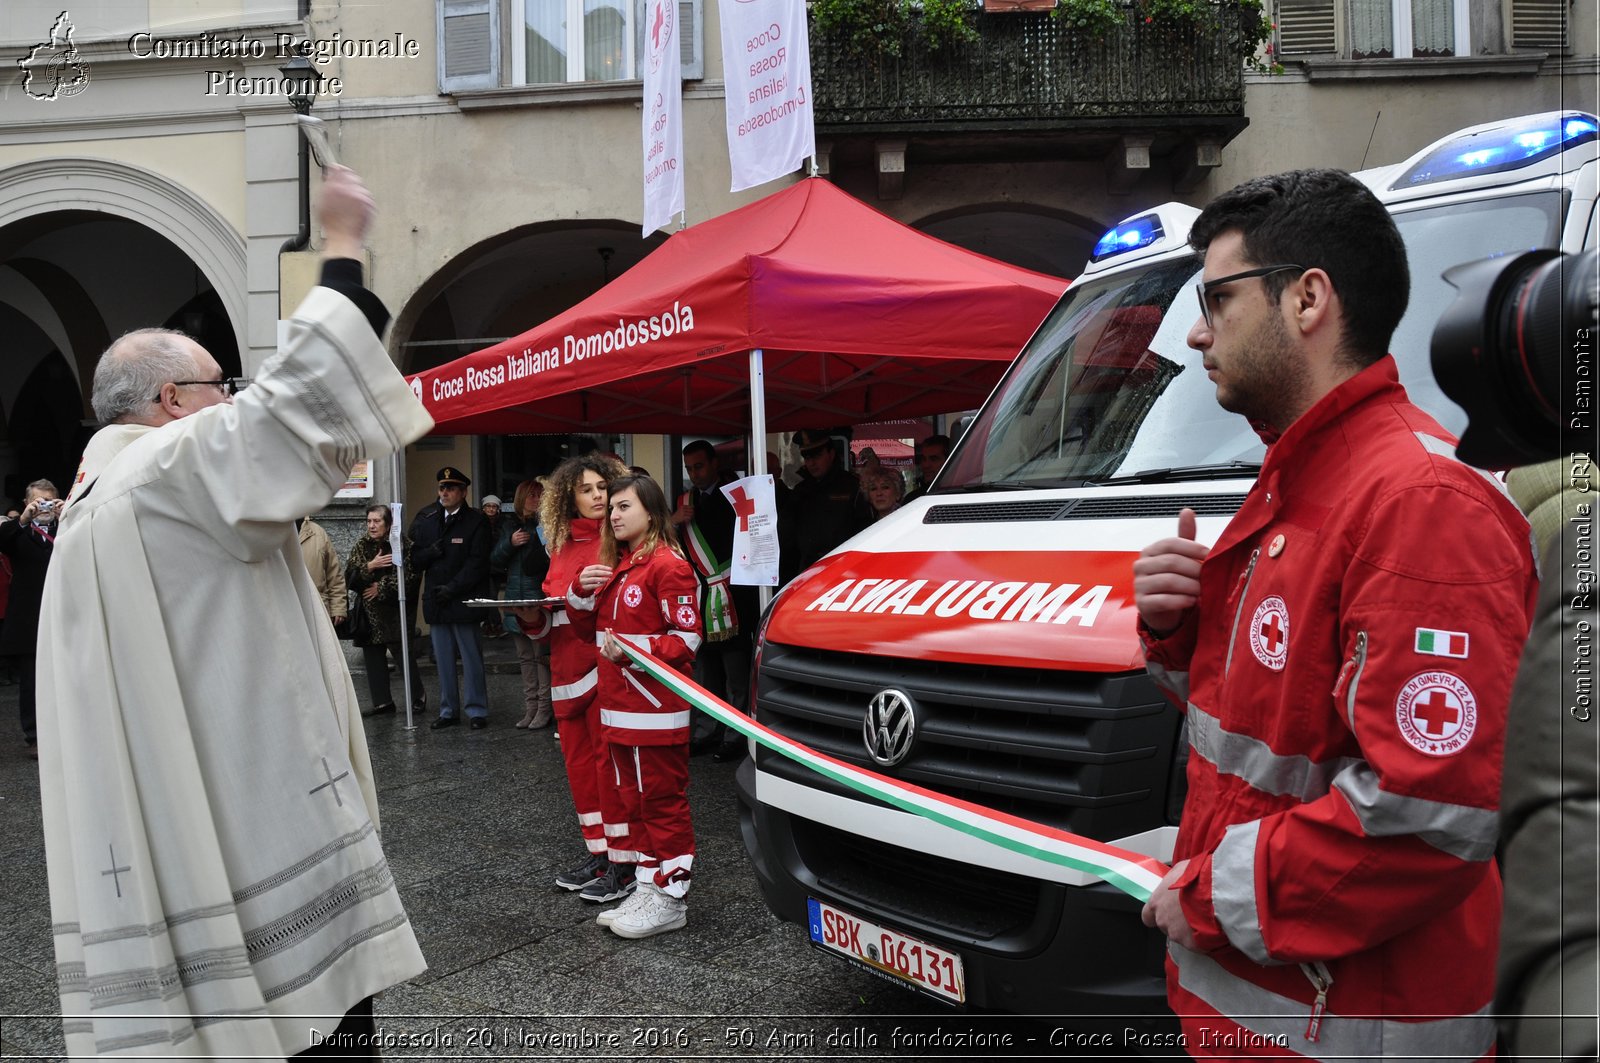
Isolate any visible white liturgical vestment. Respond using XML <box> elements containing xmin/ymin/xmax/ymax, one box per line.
<box><xmin>38</xmin><ymin>287</ymin><xmax>433</xmax><ymax>1057</ymax></box>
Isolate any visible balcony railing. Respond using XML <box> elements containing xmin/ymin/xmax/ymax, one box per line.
<box><xmin>809</xmin><ymin>4</ymin><xmax>1256</xmax><ymax>133</ymax></box>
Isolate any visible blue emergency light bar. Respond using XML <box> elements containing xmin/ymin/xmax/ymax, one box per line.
<box><xmin>1393</xmin><ymin>112</ymin><xmax>1599</xmax><ymax>189</ymax></box>
<box><xmin>1091</xmin><ymin>214</ymin><xmax>1167</xmax><ymax>262</ymax></box>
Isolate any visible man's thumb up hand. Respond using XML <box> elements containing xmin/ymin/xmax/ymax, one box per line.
<box><xmin>1132</xmin><ymin>508</ymin><xmax>1209</xmax><ymax>637</ymax></box>
<box><xmin>1176</xmin><ymin>507</ymin><xmax>1197</xmax><ymax>542</ymax></box>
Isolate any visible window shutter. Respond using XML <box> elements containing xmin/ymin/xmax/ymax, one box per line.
<box><xmin>681</xmin><ymin>0</ymin><xmax>704</xmax><ymax>80</ymax></box>
<box><xmin>438</xmin><ymin>0</ymin><xmax>500</xmax><ymax>93</ymax></box>
<box><xmin>1510</xmin><ymin>0</ymin><xmax>1568</xmax><ymax>52</ymax></box>
<box><xmin>1276</xmin><ymin>0</ymin><xmax>1337</xmax><ymax>54</ymax></box>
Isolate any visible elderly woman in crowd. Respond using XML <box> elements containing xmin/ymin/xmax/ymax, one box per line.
<box><xmin>344</xmin><ymin>503</ymin><xmax>424</xmax><ymax>717</ymax></box>
<box><xmin>861</xmin><ymin>467</ymin><xmax>904</xmax><ymax>522</ymax></box>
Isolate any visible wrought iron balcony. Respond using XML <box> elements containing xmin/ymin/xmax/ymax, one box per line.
<box><xmin>809</xmin><ymin>4</ymin><xmax>1256</xmax><ymax>135</ymax></box>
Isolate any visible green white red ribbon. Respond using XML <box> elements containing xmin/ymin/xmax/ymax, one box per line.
<box><xmin>616</xmin><ymin>641</ymin><xmax>1172</xmax><ymax>902</ymax></box>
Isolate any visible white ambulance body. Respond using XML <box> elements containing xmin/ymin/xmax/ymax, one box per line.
<box><xmin>736</xmin><ymin>111</ymin><xmax>1599</xmax><ymax>1016</ymax></box>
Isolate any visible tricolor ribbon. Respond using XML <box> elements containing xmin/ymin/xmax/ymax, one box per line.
<box><xmin>615</xmin><ymin>641</ymin><xmax>1172</xmax><ymax>902</ymax></box>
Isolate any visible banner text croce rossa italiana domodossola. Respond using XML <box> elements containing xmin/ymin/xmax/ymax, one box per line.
<box><xmin>427</xmin><ymin>302</ymin><xmax>695</xmax><ymax>402</ymax></box>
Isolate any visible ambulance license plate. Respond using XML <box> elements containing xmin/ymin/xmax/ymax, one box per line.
<box><xmin>807</xmin><ymin>898</ymin><xmax>966</xmax><ymax>1004</ymax></box>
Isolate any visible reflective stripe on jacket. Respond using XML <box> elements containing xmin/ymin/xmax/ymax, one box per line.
<box><xmin>543</xmin><ymin>517</ymin><xmax>603</xmax><ymax>720</ymax></box>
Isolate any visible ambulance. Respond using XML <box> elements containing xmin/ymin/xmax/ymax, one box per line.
<box><xmin>735</xmin><ymin>111</ymin><xmax>1599</xmax><ymax>1016</ymax></box>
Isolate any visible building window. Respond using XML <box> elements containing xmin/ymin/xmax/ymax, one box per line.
<box><xmin>439</xmin><ymin>0</ymin><xmax>703</xmax><ymax>93</ymax></box>
<box><xmin>1277</xmin><ymin>0</ymin><xmax>1566</xmax><ymax>59</ymax></box>
<box><xmin>514</xmin><ymin>0</ymin><xmax>636</xmax><ymax>84</ymax></box>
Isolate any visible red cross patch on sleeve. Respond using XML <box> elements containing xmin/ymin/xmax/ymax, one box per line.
<box><xmin>1395</xmin><ymin>671</ymin><xmax>1477</xmax><ymax>756</ymax></box>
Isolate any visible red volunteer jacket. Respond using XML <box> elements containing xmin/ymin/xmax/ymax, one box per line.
<box><xmin>541</xmin><ymin>517</ymin><xmax>604</xmax><ymax>720</ymax></box>
<box><xmin>1142</xmin><ymin>358</ymin><xmax>1537</xmax><ymax>1060</ymax></box>
<box><xmin>568</xmin><ymin>543</ymin><xmax>701</xmax><ymax>745</ymax></box>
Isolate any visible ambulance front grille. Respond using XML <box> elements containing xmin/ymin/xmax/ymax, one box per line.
<box><xmin>923</xmin><ymin>494</ymin><xmax>1247</xmax><ymax>524</ymax></box>
<box><xmin>754</xmin><ymin>642</ymin><xmax>1183</xmax><ymax>841</ymax></box>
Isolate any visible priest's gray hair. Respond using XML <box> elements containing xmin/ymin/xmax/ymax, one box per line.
<box><xmin>91</xmin><ymin>328</ymin><xmax>199</xmax><ymax>423</ymax></box>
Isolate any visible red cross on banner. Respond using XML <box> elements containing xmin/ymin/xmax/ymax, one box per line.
<box><xmin>728</xmin><ymin>485</ymin><xmax>757</xmax><ymax>531</ymax></box>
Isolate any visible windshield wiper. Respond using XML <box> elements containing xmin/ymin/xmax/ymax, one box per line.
<box><xmin>1093</xmin><ymin>461</ymin><xmax>1263</xmax><ymax>486</ymax></box>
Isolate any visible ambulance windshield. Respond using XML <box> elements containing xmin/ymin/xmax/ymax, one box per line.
<box><xmin>938</xmin><ymin>190</ymin><xmax>1566</xmax><ymax>491</ymax></box>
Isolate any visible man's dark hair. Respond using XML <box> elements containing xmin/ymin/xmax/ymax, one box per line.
<box><xmin>682</xmin><ymin>439</ymin><xmax>716</xmax><ymax>463</ymax></box>
<box><xmin>1189</xmin><ymin>168</ymin><xmax>1408</xmax><ymax>366</ymax></box>
<box><xmin>920</xmin><ymin>434</ymin><xmax>951</xmax><ymax>456</ymax></box>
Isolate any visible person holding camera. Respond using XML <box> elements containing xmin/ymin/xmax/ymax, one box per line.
<box><xmin>1133</xmin><ymin>169</ymin><xmax>1538</xmax><ymax>1058</ymax></box>
<box><xmin>0</xmin><ymin>478</ymin><xmax>60</xmax><ymax>758</ymax></box>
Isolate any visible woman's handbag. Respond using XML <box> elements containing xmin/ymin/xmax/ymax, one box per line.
<box><xmin>346</xmin><ymin>594</ymin><xmax>374</xmax><ymax>646</ymax></box>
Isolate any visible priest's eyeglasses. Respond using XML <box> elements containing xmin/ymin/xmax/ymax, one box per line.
<box><xmin>1196</xmin><ymin>265</ymin><xmax>1306</xmax><ymax>329</ymax></box>
<box><xmin>156</xmin><ymin>377</ymin><xmax>252</xmax><ymax>400</ymax></box>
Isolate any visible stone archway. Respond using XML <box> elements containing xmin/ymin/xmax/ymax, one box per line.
<box><xmin>912</xmin><ymin>203</ymin><xmax>1102</xmax><ymax>280</ymax></box>
<box><xmin>0</xmin><ymin>157</ymin><xmax>247</xmax><ymax>359</ymax></box>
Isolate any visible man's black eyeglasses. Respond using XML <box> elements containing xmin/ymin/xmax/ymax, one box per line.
<box><xmin>1196</xmin><ymin>265</ymin><xmax>1306</xmax><ymax>329</ymax></box>
<box><xmin>155</xmin><ymin>377</ymin><xmax>252</xmax><ymax>401</ymax></box>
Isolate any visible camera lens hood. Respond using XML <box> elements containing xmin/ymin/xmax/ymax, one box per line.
<box><xmin>1433</xmin><ymin>249</ymin><xmax>1567</xmax><ymax>470</ymax></box>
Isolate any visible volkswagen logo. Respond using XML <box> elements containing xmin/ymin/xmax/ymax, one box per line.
<box><xmin>863</xmin><ymin>688</ymin><xmax>918</xmax><ymax>767</ymax></box>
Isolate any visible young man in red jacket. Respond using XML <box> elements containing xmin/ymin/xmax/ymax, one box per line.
<box><xmin>1133</xmin><ymin>169</ymin><xmax>1537</xmax><ymax>1060</ymax></box>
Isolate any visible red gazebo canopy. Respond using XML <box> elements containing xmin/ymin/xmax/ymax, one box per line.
<box><xmin>410</xmin><ymin>178</ymin><xmax>1066</xmax><ymax>436</ymax></box>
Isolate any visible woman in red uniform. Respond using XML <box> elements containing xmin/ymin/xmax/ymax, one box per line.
<box><xmin>533</xmin><ymin>452</ymin><xmax>630</xmax><ymax>900</ymax></box>
<box><xmin>569</xmin><ymin>474</ymin><xmax>701</xmax><ymax>938</ymax></box>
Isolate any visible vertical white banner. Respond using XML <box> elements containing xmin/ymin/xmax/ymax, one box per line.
<box><xmin>718</xmin><ymin>0</ymin><xmax>815</xmax><ymax>193</ymax></box>
<box><xmin>642</xmin><ymin>0</ymin><xmax>685</xmax><ymax>235</ymax></box>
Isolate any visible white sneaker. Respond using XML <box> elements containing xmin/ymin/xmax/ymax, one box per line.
<box><xmin>596</xmin><ymin>881</ymin><xmax>653</xmax><ymax>928</ymax></box>
<box><xmin>609</xmin><ymin>886</ymin><xmax>687</xmax><ymax>939</ymax></box>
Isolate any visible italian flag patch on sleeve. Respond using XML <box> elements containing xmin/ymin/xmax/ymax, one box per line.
<box><xmin>1414</xmin><ymin>628</ymin><xmax>1469</xmax><ymax>659</ymax></box>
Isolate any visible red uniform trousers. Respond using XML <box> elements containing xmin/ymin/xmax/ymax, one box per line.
<box><xmin>606</xmin><ymin>742</ymin><xmax>693</xmax><ymax>897</ymax></box>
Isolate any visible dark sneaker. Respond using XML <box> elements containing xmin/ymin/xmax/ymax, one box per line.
<box><xmin>579</xmin><ymin>863</ymin><xmax>636</xmax><ymax>904</ymax></box>
<box><xmin>554</xmin><ymin>853</ymin><xmax>607</xmax><ymax>892</ymax></box>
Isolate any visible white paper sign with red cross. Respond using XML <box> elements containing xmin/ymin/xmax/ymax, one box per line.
<box><xmin>1395</xmin><ymin>671</ymin><xmax>1478</xmax><ymax>756</ymax></box>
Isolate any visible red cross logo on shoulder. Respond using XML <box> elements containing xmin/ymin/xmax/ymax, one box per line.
<box><xmin>1395</xmin><ymin>671</ymin><xmax>1477</xmax><ymax>757</ymax></box>
<box><xmin>1248</xmin><ymin>596</ymin><xmax>1290</xmax><ymax>672</ymax></box>
<box><xmin>727</xmin><ymin>486</ymin><xmax>757</xmax><ymax>531</ymax></box>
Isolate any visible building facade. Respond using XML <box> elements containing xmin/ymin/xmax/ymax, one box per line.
<box><xmin>0</xmin><ymin>0</ymin><xmax>1592</xmax><ymax>517</ymax></box>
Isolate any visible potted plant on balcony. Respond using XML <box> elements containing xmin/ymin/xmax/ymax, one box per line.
<box><xmin>813</xmin><ymin>0</ymin><xmax>982</xmax><ymax>56</ymax></box>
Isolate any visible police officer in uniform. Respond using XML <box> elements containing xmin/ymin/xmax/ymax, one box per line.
<box><xmin>780</xmin><ymin>428</ymin><xmax>871</xmax><ymax>585</ymax></box>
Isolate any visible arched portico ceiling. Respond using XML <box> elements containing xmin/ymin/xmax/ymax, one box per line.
<box><xmin>394</xmin><ymin>220</ymin><xmax>667</xmax><ymax>375</ymax></box>
<box><xmin>914</xmin><ymin>203</ymin><xmax>1103</xmax><ymax>280</ymax></box>
<box><xmin>0</xmin><ymin>157</ymin><xmax>247</xmax><ymax>359</ymax></box>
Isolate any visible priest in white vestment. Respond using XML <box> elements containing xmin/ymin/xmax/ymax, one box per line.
<box><xmin>36</xmin><ymin>166</ymin><xmax>431</xmax><ymax>1058</ymax></box>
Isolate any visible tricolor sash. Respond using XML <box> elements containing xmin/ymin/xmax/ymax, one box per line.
<box><xmin>681</xmin><ymin>492</ymin><xmax>738</xmax><ymax>641</ymax></box>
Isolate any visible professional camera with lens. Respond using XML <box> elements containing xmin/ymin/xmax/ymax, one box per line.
<box><xmin>1431</xmin><ymin>247</ymin><xmax>1598</xmax><ymax>469</ymax></box>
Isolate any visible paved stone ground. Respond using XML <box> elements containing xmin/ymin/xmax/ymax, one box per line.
<box><xmin>0</xmin><ymin>640</ymin><xmax>1140</xmax><ymax>1061</ymax></box>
